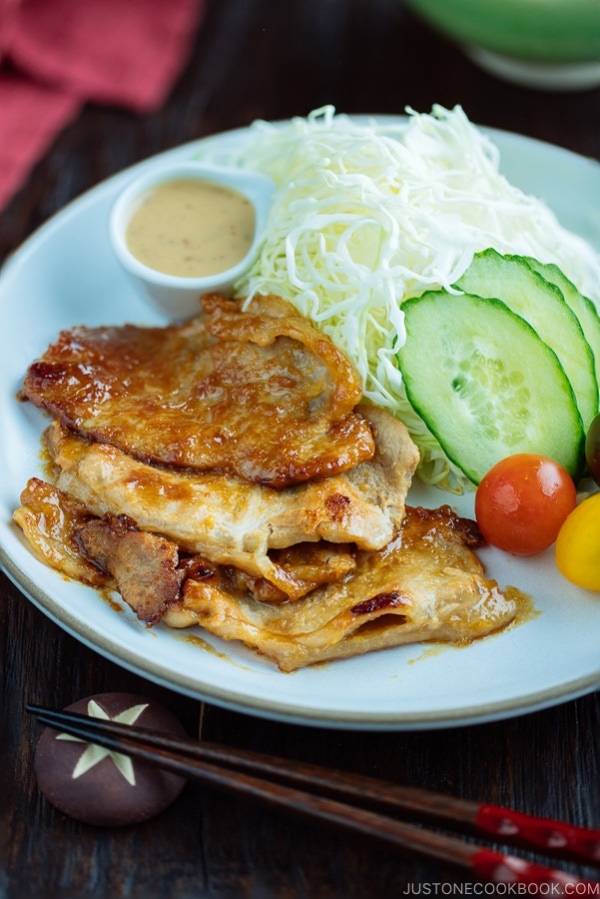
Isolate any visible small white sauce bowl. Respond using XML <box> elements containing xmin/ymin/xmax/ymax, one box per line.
<box><xmin>109</xmin><ymin>161</ymin><xmax>276</xmax><ymax>321</ymax></box>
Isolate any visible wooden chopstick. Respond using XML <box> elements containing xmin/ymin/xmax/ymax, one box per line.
<box><xmin>26</xmin><ymin>704</ymin><xmax>600</xmax><ymax>887</ymax></box>
<box><xmin>26</xmin><ymin>703</ymin><xmax>599</xmax><ymax>865</ymax></box>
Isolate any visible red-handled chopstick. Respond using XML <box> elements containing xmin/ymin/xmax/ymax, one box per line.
<box><xmin>26</xmin><ymin>704</ymin><xmax>600</xmax><ymax>888</ymax></box>
<box><xmin>474</xmin><ymin>803</ymin><xmax>600</xmax><ymax>866</ymax></box>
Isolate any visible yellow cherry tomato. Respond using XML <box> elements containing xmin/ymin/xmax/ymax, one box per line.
<box><xmin>555</xmin><ymin>493</ymin><xmax>600</xmax><ymax>591</ymax></box>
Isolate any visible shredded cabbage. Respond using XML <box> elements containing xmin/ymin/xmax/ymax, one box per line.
<box><xmin>197</xmin><ymin>105</ymin><xmax>600</xmax><ymax>490</ymax></box>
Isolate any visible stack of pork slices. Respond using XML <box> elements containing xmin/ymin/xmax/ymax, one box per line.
<box><xmin>14</xmin><ymin>293</ymin><xmax>517</xmax><ymax>670</ymax></box>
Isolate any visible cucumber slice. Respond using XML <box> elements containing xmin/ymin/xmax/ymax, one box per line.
<box><xmin>523</xmin><ymin>256</ymin><xmax>600</xmax><ymax>394</ymax></box>
<box><xmin>455</xmin><ymin>249</ymin><xmax>598</xmax><ymax>431</ymax></box>
<box><xmin>396</xmin><ymin>290</ymin><xmax>584</xmax><ymax>484</ymax></box>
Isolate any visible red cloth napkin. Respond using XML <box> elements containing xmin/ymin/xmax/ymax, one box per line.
<box><xmin>0</xmin><ymin>0</ymin><xmax>205</xmax><ymax>212</ymax></box>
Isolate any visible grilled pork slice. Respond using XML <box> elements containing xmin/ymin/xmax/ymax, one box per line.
<box><xmin>14</xmin><ymin>482</ymin><xmax>517</xmax><ymax>671</ymax></box>
<box><xmin>20</xmin><ymin>293</ymin><xmax>375</xmax><ymax>488</ymax></box>
<box><xmin>227</xmin><ymin>543</ymin><xmax>357</xmax><ymax>603</ymax></box>
<box><xmin>14</xmin><ymin>480</ymin><xmax>360</xmax><ymax>619</ymax></box>
<box><xmin>14</xmin><ymin>479</ymin><xmax>193</xmax><ymax>624</ymax></box>
<box><xmin>78</xmin><ymin>519</ymin><xmax>360</xmax><ymax>617</ymax></box>
<box><xmin>45</xmin><ymin>404</ymin><xmax>418</xmax><ymax>600</ymax></box>
<box><xmin>13</xmin><ymin>478</ymin><xmax>112</xmax><ymax>587</ymax></box>
<box><xmin>77</xmin><ymin>516</ymin><xmax>182</xmax><ymax>625</ymax></box>
<box><xmin>164</xmin><ymin>505</ymin><xmax>517</xmax><ymax>671</ymax></box>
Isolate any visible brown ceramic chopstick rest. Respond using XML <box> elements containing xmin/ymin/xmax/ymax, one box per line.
<box><xmin>34</xmin><ymin>693</ymin><xmax>187</xmax><ymax>826</ymax></box>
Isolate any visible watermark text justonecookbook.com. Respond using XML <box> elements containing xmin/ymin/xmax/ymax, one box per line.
<box><xmin>401</xmin><ymin>884</ymin><xmax>599</xmax><ymax>895</ymax></box>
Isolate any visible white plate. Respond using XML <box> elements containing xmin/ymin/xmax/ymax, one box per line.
<box><xmin>1</xmin><ymin>120</ymin><xmax>599</xmax><ymax>730</ymax></box>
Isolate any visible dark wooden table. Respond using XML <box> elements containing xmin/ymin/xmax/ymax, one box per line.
<box><xmin>1</xmin><ymin>1</ymin><xmax>599</xmax><ymax>896</ymax></box>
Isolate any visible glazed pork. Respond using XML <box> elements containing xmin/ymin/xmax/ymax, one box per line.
<box><xmin>14</xmin><ymin>293</ymin><xmax>519</xmax><ymax>670</ymax></box>
<box><xmin>14</xmin><ymin>478</ymin><xmax>112</xmax><ymax>588</ymax></box>
<box><xmin>19</xmin><ymin>293</ymin><xmax>375</xmax><ymax>488</ymax></box>
<box><xmin>15</xmin><ymin>480</ymin><xmax>516</xmax><ymax>667</ymax></box>
<box><xmin>164</xmin><ymin>504</ymin><xmax>517</xmax><ymax>671</ymax></box>
<box><xmin>40</xmin><ymin>402</ymin><xmax>418</xmax><ymax>600</ymax></box>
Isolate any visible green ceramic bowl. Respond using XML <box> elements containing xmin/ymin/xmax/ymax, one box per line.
<box><xmin>405</xmin><ymin>0</ymin><xmax>600</xmax><ymax>89</ymax></box>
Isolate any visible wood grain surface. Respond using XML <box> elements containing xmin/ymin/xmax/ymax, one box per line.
<box><xmin>1</xmin><ymin>0</ymin><xmax>599</xmax><ymax>896</ymax></box>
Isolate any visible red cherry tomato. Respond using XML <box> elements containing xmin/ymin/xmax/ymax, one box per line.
<box><xmin>475</xmin><ymin>454</ymin><xmax>577</xmax><ymax>556</ymax></box>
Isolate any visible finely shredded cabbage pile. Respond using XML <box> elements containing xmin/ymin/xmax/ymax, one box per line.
<box><xmin>197</xmin><ymin>105</ymin><xmax>600</xmax><ymax>489</ymax></box>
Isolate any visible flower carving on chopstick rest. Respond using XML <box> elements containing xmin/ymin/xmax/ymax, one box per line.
<box><xmin>33</xmin><ymin>692</ymin><xmax>188</xmax><ymax>826</ymax></box>
<box><xmin>56</xmin><ymin>699</ymin><xmax>148</xmax><ymax>784</ymax></box>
